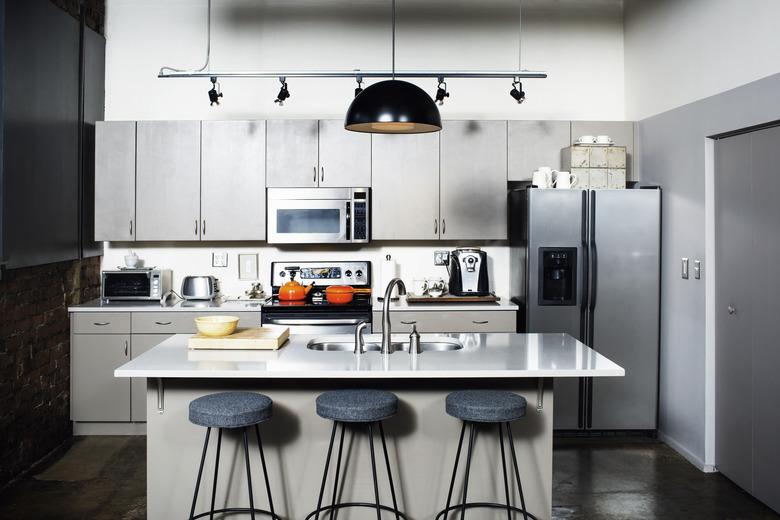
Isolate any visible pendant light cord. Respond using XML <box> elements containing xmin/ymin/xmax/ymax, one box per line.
<box><xmin>518</xmin><ymin>0</ymin><xmax>522</xmax><ymax>71</ymax></box>
<box><xmin>160</xmin><ymin>0</ymin><xmax>212</xmax><ymax>74</ymax></box>
<box><xmin>391</xmin><ymin>0</ymin><xmax>396</xmax><ymax>79</ymax></box>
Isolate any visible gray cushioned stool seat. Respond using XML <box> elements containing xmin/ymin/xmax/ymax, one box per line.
<box><xmin>189</xmin><ymin>391</ymin><xmax>272</xmax><ymax>429</ymax></box>
<box><xmin>446</xmin><ymin>390</ymin><xmax>527</xmax><ymax>423</ymax></box>
<box><xmin>316</xmin><ymin>389</ymin><xmax>398</xmax><ymax>423</ymax></box>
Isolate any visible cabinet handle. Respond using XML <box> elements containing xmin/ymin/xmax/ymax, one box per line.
<box><xmin>400</xmin><ymin>320</ymin><xmax>417</xmax><ymax>325</ymax></box>
<box><xmin>727</xmin><ymin>306</ymin><xmax>736</xmax><ymax>315</ymax></box>
<box><xmin>202</xmin><ymin>220</ymin><xmax>206</xmax><ymax>235</ymax></box>
<box><xmin>124</xmin><ymin>340</ymin><xmax>129</xmax><ymax>356</ymax></box>
<box><xmin>321</xmin><ymin>166</ymin><xmax>325</xmax><ymax>182</ymax></box>
<box><xmin>313</xmin><ymin>166</ymin><xmax>317</xmax><ymax>183</ymax></box>
<box><xmin>93</xmin><ymin>321</ymin><xmax>110</xmax><ymax>326</ymax></box>
<box><xmin>472</xmin><ymin>320</ymin><xmax>489</xmax><ymax>324</ymax></box>
<box><xmin>129</xmin><ymin>220</ymin><xmax>133</xmax><ymax>236</ymax></box>
<box><xmin>154</xmin><ymin>321</ymin><xmax>172</xmax><ymax>325</ymax></box>
<box><xmin>195</xmin><ymin>219</ymin><xmax>199</xmax><ymax>236</ymax></box>
<box><xmin>434</xmin><ymin>219</ymin><xmax>438</xmax><ymax>235</ymax></box>
<box><xmin>442</xmin><ymin>218</ymin><xmax>446</xmax><ymax>235</ymax></box>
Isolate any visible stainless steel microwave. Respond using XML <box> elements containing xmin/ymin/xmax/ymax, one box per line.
<box><xmin>267</xmin><ymin>188</ymin><xmax>369</xmax><ymax>244</ymax></box>
<box><xmin>101</xmin><ymin>269</ymin><xmax>172</xmax><ymax>301</ymax></box>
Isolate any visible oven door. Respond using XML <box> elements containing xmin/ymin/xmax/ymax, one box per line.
<box><xmin>102</xmin><ymin>272</ymin><xmax>153</xmax><ymax>300</ymax></box>
<box><xmin>262</xmin><ymin>313</ymin><xmax>371</xmax><ymax>335</ymax></box>
<box><xmin>267</xmin><ymin>198</ymin><xmax>349</xmax><ymax>244</ymax></box>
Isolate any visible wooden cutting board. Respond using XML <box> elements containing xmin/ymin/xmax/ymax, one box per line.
<box><xmin>188</xmin><ymin>327</ymin><xmax>290</xmax><ymax>350</ymax></box>
<box><xmin>405</xmin><ymin>293</ymin><xmax>501</xmax><ymax>303</ymax></box>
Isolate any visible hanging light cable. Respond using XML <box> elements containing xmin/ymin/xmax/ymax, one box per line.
<box><xmin>344</xmin><ymin>0</ymin><xmax>441</xmax><ymax>133</ymax></box>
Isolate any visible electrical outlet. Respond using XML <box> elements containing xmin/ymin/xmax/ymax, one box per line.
<box><xmin>434</xmin><ymin>250</ymin><xmax>450</xmax><ymax>266</ymax></box>
<box><xmin>212</xmin><ymin>252</ymin><xmax>228</xmax><ymax>268</ymax></box>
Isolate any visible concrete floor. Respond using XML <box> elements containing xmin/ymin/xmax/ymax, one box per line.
<box><xmin>0</xmin><ymin>436</ymin><xmax>776</xmax><ymax>519</ymax></box>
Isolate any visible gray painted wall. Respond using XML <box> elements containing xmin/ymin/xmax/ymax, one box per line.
<box><xmin>638</xmin><ymin>72</ymin><xmax>780</xmax><ymax>468</ymax></box>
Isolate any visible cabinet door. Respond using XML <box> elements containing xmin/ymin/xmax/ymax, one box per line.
<box><xmin>201</xmin><ymin>121</ymin><xmax>266</xmax><ymax>240</ymax></box>
<box><xmin>318</xmin><ymin>119</ymin><xmax>371</xmax><ymax>187</ymax></box>
<box><xmin>131</xmin><ymin>334</ymin><xmax>172</xmax><ymax>421</ymax></box>
<box><xmin>95</xmin><ymin>121</ymin><xmax>136</xmax><ymax>241</ymax></box>
<box><xmin>266</xmin><ymin>119</ymin><xmax>319</xmax><ymax>187</ymax></box>
<box><xmin>71</xmin><ymin>334</ymin><xmax>131</xmax><ymax>422</ymax></box>
<box><xmin>440</xmin><ymin>120</ymin><xmax>508</xmax><ymax>240</ymax></box>
<box><xmin>136</xmin><ymin>121</ymin><xmax>201</xmax><ymax>240</ymax></box>
<box><xmin>372</xmin><ymin>133</ymin><xmax>440</xmax><ymax>240</ymax></box>
<box><xmin>508</xmin><ymin>120</ymin><xmax>570</xmax><ymax>181</ymax></box>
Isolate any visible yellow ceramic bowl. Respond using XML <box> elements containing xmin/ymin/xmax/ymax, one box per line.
<box><xmin>194</xmin><ymin>315</ymin><xmax>239</xmax><ymax>337</ymax></box>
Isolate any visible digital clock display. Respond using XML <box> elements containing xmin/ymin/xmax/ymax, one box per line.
<box><xmin>300</xmin><ymin>267</ymin><xmax>341</xmax><ymax>279</ymax></box>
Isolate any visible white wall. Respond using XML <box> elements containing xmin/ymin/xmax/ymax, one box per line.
<box><xmin>105</xmin><ymin>0</ymin><xmax>625</xmax><ymax>121</ymax></box>
<box><xmin>624</xmin><ymin>0</ymin><xmax>780</xmax><ymax>120</ymax></box>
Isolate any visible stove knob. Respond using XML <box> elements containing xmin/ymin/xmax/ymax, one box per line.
<box><xmin>355</xmin><ymin>270</ymin><xmax>363</xmax><ymax>278</ymax></box>
<box><xmin>345</xmin><ymin>270</ymin><xmax>352</xmax><ymax>277</ymax></box>
<box><xmin>279</xmin><ymin>271</ymin><xmax>286</xmax><ymax>277</ymax></box>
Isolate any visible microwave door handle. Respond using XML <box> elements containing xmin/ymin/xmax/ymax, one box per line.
<box><xmin>345</xmin><ymin>201</ymin><xmax>352</xmax><ymax>241</ymax></box>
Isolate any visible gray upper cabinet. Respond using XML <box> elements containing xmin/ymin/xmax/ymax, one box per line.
<box><xmin>508</xmin><ymin>120</ymin><xmax>570</xmax><ymax>181</ymax></box>
<box><xmin>201</xmin><ymin>121</ymin><xmax>266</xmax><ymax>241</ymax></box>
<box><xmin>95</xmin><ymin>121</ymin><xmax>136</xmax><ymax>241</ymax></box>
<box><xmin>266</xmin><ymin>119</ymin><xmax>319</xmax><ymax>187</ymax></box>
<box><xmin>318</xmin><ymin>120</ymin><xmax>371</xmax><ymax>187</ymax></box>
<box><xmin>440</xmin><ymin>120</ymin><xmax>508</xmax><ymax>240</ymax></box>
<box><xmin>136</xmin><ymin>121</ymin><xmax>201</xmax><ymax>241</ymax></box>
<box><xmin>372</xmin><ymin>133</ymin><xmax>440</xmax><ymax>240</ymax></box>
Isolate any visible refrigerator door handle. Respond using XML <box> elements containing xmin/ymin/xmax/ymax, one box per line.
<box><xmin>580</xmin><ymin>189</ymin><xmax>590</xmax><ymax>343</ymax></box>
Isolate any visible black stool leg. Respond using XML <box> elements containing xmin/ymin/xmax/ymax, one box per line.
<box><xmin>507</xmin><ymin>422</ymin><xmax>529</xmax><ymax>520</ymax></box>
<box><xmin>443</xmin><ymin>422</ymin><xmax>467</xmax><ymax>520</ymax></box>
<box><xmin>329</xmin><ymin>422</ymin><xmax>346</xmax><ymax>520</ymax></box>
<box><xmin>498</xmin><ymin>423</ymin><xmax>512</xmax><ymax>520</ymax></box>
<box><xmin>315</xmin><ymin>422</ymin><xmax>338</xmax><ymax>520</ymax></box>
<box><xmin>242</xmin><ymin>427</ymin><xmax>257</xmax><ymax>520</ymax></box>
<box><xmin>254</xmin><ymin>425</ymin><xmax>276</xmax><ymax>518</ymax></box>
<box><xmin>460</xmin><ymin>422</ymin><xmax>477</xmax><ymax>520</ymax></box>
<box><xmin>209</xmin><ymin>428</ymin><xmax>223</xmax><ymax>520</ymax></box>
<box><xmin>367</xmin><ymin>422</ymin><xmax>382</xmax><ymax>520</ymax></box>
<box><xmin>379</xmin><ymin>422</ymin><xmax>401</xmax><ymax>520</ymax></box>
<box><xmin>189</xmin><ymin>427</ymin><xmax>211</xmax><ymax>520</ymax></box>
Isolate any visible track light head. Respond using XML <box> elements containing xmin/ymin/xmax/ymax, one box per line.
<box><xmin>208</xmin><ymin>76</ymin><xmax>223</xmax><ymax>106</ymax></box>
<box><xmin>275</xmin><ymin>78</ymin><xmax>290</xmax><ymax>105</ymax></box>
<box><xmin>434</xmin><ymin>79</ymin><xmax>449</xmax><ymax>106</ymax></box>
<box><xmin>354</xmin><ymin>76</ymin><xmax>364</xmax><ymax>98</ymax></box>
<box><xmin>510</xmin><ymin>80</ymin><xmax>525</xmax><ymax>104</ymax></box>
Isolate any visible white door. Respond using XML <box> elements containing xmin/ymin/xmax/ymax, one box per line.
<box><xmin>266</xmin><ymin>119</ymin><xmax>319</xmax><ymax>187</ymax></box>
<box><xmin>318</xmin><ymin>119</ymin><xmax>371</xmax><ymax>187</ymax></box>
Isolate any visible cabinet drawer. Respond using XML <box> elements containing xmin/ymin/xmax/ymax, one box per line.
<box><xmin>372</xmin><ymin>310</ymin><xmax>516</xmax><ymax>333</ymax></box>
<box><xmin>72</xmin><ymin>312</ymin><xmax>131</xmax><ymax>334</ymax></box>
<box><xmin>131</xmin><ymin>311</ymin><xmax>261</xmax><ymax>334</ymax></box>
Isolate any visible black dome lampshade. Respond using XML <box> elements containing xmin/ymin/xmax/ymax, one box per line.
<box><xmin>344</xmin><ymin>80</ymin><xmax>442</xmax><ymax>134</ymax></box>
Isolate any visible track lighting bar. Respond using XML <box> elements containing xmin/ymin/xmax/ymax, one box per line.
<box><xmin>159</xmin><ymin>69</ymin><xmax>547</xmax><ymax>79</ymax></box>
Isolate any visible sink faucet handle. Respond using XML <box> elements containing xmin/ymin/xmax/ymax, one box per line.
<box><xmin>354</xmin><ymin>320</ymin><xmax>368</xmax><ymax>354</ymax></box>
<box><xmin>409</xmin><ymin>324</ymin><xmax>421</xmax><ymax>355</ymax></box>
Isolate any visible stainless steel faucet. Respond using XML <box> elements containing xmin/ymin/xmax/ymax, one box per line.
<box><xmin>381</xmin><ymin>278</ymin><xmax>407</xmax><ymax>355</ymax></box>
<box><xmin>354</xmin><ymin>320</ymin><xmax>368</xmax><ymax>354</ymax></box>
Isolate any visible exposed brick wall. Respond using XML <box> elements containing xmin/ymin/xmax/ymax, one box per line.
<box><xmin>0</xmin><ymin>256</ymin><xmax>101</xmax><ymax>487</ymax></box>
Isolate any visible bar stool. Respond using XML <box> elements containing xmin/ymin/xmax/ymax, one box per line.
<box><xmin>435</xmin><ymin>390</ymin><xmax>538</xmax><ymax>520</ymax></box>
<box><xmin>188</xmin><ymin>391</ymin><xmax>281</xmax><ymax>520</ymax></box>
<box><xmin>306</xmin><ymin>389</ymin><xmax>409</xmax><ymax>520</ymax></box>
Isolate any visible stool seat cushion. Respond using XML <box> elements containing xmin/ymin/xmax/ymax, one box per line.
<box><xmin>446</xmin><ymin>390</ymin><xmax>527</xmax><ymax>423</ymax></box>
<box><xmin>189</xmin><ymin>391</ymin><xmax>272</xmax><ymax>429</ymax></box>
<box><xmin>316</xmin><ymin>390</ymin><xmax>398</xmax><ymax>422</ymax></box>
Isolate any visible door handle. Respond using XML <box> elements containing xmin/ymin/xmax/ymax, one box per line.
<box><xmin>434</xmin><ymin>219</ymin><xmax>438</xmax><ymax>235</ymax></box>
<box><xmin>472</xmin><ymin>320</ymin><xmax>489</xmax><ymax>324</ymax></box>
<box><xmin>442</xmin><ymin>218</ymin><xmax>446</xmax><ymax>235</ymax></box>
<box><xmin>154</xmin><ymin>321</ymin><xmax>172</xmax><ymax>326</ymax></box>
<box><xmin>400</xmin><ymin>320</ymin><xmax>417</xmax><ymax>325</ymax></box>
<box><xmin>93</xmin><ymin>322</ymin><xmax>110</xmax><ymax>326</ymax></box>
<box><xmin>727</xmin><ymin>306</ymin><xmax>736</xmax><ymax>315</ymax></box>
<box><xmin>195</xmin><ymin>219</ymin><xmax>199</xmax><ymax>236</ymax></box>
<box><xmin>321</xmin><ymin>166</ymin><xmax>325</xmax><ymax>182</ymax></box>
<box><xmin>313</xmin><ymin>166</ymin><xmax>317</xmax><ymax>183</ymax></box>
<box><xmin>202</xmin><ymin>220</ymin><xmax>206</xmax><ymax>235</ymax></box>
<box><xmin>124</xmin><ymin>340</ymin><xmax>129</xmax><ymax>357</ymax></box>
<box><xmin>129</xmin><ymin>220</ymin><xmax>133</xmax><ymax>236</ymax></box>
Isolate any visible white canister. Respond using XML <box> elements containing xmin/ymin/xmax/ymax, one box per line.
<box><xmin>380</xmin><ymin>254</ymin><xmax>399</xmax><ymax>297</ymax></box>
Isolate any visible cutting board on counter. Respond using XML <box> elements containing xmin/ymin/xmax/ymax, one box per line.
<box><xmin>405</xmin><ymin>293</ymin><xmax>501</xmax><ymax>304</ymax></box>
<box><xmin>188</xmin><ymin>327</ymin><xmax>290</xmax><ymax>350</ymax></box>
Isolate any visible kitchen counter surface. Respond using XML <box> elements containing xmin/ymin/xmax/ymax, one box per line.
<box><xmin>115</xmin><ymin>332</ymin><xmax>623</xmax><ymax>379</ymax></box>
<box><xmin>372</xmin><ymin>297</ymin><xmax>519</xmax><ymax>312</ymax></box>
<box><xmin>68</xmin><ymin>298</ymin><xmax>264</xmax><ymax>313</ymax></box>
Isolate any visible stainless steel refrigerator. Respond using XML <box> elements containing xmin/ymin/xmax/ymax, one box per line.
<box><xmin>510</xmin><ymin>186</ymin><xmax>661</xmax><ymax>431</ymax></box>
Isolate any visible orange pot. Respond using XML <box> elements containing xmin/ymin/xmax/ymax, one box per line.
<box><xmin>325</xmin><ymin>285</ymin><xmax>354</xmax><ymax>304</ymax></box>
<box><xmin>278</xmin><ymin>277</ymin><xmax>314</xmax><ymax>301</ymax></box>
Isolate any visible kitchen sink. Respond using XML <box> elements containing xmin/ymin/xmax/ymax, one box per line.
<box><xmin>306</xmin><ymin>338</ymin><xmax>463</xmax><ymax>353</ymax></box>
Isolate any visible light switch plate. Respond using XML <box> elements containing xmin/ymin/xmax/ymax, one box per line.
<box><xmin>434</xmin><ymin>250</ymin><xmax>450</xmax><ymax>266</ymax></box>
<box><xmin>681</xmin><ymin>257</ymin><xmax>689</xmax><ymax>279</ymax></box>
<box><xmin>212</xmin><ymin>252</ymin><xmax>228</xmax><ymax>268</ymax></box>
<box><xmin>239</xmin><ymin>254</ymin><xmax>259</xmax><ymax>280</ymax></box>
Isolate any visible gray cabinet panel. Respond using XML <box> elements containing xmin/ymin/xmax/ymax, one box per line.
<box><xmin>201</xmin><ymin>121</ymin><xmax>266</xmax><ymax>240</ymax></box>
<box><xmin>372</xmin><ymin>310</ymin><xmax>515</xmax><ymax>333</ymax></box>
<box><xmin>72</xmin><ymin>312</ymin><xmax>131</xmax><ymax>334</ymax></box>
<box><xmin>71</xmin><ymin>334</ymin><xmax>131</xmax><ymax>422</ymax></box>
<box><xmin>95</xmin><ymin>122</ymin><xmax>136</xmax><ymax>241</ymax></box>
<box><xmin>131</xmin><ymin>334</ymin><xmax>172</xmax><ymax>421</ymax></box>
<box><xmin>440</xmin><ymin>120</ymin><xmax>508</xmax><ymax>240</ymax></box>
<box><xmin>266</xmin><ymin>119</ymin><xmax>319</xmax><ymax>187</ymax></box>
<box><xmin>318</xmin><ymin>120</ymin><xmax>371</xmax><ymax>187</ymax></box>
<box><xmin>715</xmin><ymin>132</ymin><xmax>754</xmax><ymax>493</ymax></box>
<box><xmin>131</xmin><ymin>311</ymin><xmax>261</xmax><ymax>334</ymax></box>
<box><xmin>508</xmin><ymin>120</ymin><xmax>570</xmax><ymax>181</ymax></box>
<box><xmin>571</xmin><ymin>121</ymin><xmax>634</xmax><ymax>179</ymax></box>
<box><xmin>371</xmin><ymin>133</ymin><xmax>440</xmax><ymax>240</ymax></box>
<box><xmin>136</xmin><ymin>121</ymin><xmax>201</xmax><ymax>241</ymax></box>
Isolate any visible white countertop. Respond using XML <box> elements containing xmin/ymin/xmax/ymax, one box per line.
<box><xmin>114</xmin><ymin>332</ymin><xmax>623</xmax><ymax>379</ymax></box>
<box><xmin>68</xmin><ymin>299</ymin><xmax>264</xmax><ymax>313</ymax></box>
<box><xmin>371</xmin><ymin>298</ymin><xmax>519</xmax><ymax>312</ymax></box>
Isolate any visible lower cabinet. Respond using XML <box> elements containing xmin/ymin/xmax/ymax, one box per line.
<box><xmin>130</xmin><ymin>334</ymin><xmax>173</xmax><ymax>421</ymax></box>
<box><xmin>71</xmin><ymin>333</ymin><xmax>131</xmax><ymax>422</ymax></box>
<box><xmin>372</xmin><ymin>310</ymin><xmax>516</xmax><ymax>333</ymax></box>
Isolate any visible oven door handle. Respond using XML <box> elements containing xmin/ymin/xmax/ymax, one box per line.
<box><xmin>263</xmin><ymin>318</ymin><xmax>366</xmax><ymax>326</ymax></box>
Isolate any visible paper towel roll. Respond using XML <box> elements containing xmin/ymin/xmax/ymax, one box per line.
<box><xmin>380</xmin><ymin>254</ymin><xmax>398</xmax><ymax>297</ymax></box>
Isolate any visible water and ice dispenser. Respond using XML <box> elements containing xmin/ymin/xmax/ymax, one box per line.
<box><xmin>538</xmin><ymin>247</ymin><xmax>577</xmax><ymax>305</ymax></box>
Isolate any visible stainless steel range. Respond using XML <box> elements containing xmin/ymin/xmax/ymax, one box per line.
<box><xmin>261</xmin><ymin>261</ymin><xmax>373</xmax><ymax>334</ymax></box>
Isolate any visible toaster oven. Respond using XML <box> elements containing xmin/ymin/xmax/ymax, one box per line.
<box><xmin>101</xmin><ymin>269</ymin><xmax>172</xmax><ymax>302</ymax></box>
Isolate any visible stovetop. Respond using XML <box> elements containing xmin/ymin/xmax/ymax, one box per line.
<box><xmin>263</xmin><ymin>294</ymin><xmax>372</xmax><ymax>312</ymax></box>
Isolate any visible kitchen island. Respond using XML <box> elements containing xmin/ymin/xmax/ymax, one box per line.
<box><xmin>116</xmin><ymin>332</ymin><xmax>623</xmax><ymax>520</ymax></box>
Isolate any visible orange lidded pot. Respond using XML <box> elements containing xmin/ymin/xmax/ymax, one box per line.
<box><xmin>325</xmin><ymin>285</ymin><xmax>354</xmax><ymax>305</ymax></box>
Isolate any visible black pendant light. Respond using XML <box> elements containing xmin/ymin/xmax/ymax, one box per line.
<box><xmin>345</xmin><ymin>0</ymin><xmax>441</xmax><ymax>134</ymax></box>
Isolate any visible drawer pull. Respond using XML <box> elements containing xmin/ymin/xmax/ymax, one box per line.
<box><xmin>472</xmin><ymin>320</ymin><xmax>489</xmax><ymax>324</ymax></box>
<box><xmin>124</xmin><ymin>340</ymin><xmax>129</xmax><ymax>356</ymax></box>
<box><xmin>93</xmin><ymin>322</ymin><xmax>111</xmax><ymax>326</ymax></box>
<box><xmin>154</xmin><ymin>321</ymin><xmax>172</xmax><ymax>326</ymax></box>
<box><xmin>400</xmin><ymin>320</ymin><xmax>417</xmax><ymax>325</ymax></box>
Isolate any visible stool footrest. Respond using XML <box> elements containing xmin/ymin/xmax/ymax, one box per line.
<box><xmin>191</xmin><ymin>506</ymin><xmax>282</xmax><ymax>519</ymax></box>
<box><xmin>305</xmin><ymin>502</ymin><xmax>410</xmax><ymax>520</ymax></box>
<box><xmin>434</xmin><ymin>502</ymin><xmax>540</xmax><ymax>520</ymax></box>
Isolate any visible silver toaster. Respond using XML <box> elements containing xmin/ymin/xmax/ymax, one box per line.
<box><xmin>181</xmin><ymin>275</ymin><xmax>218</xmax><ymax>300</ymax></box>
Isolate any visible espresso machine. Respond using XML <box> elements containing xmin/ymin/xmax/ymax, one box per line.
<box><xmin>448</xmin><ymin>248</ymin><xmax>490</xmax><ymax>296</ymax></box>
